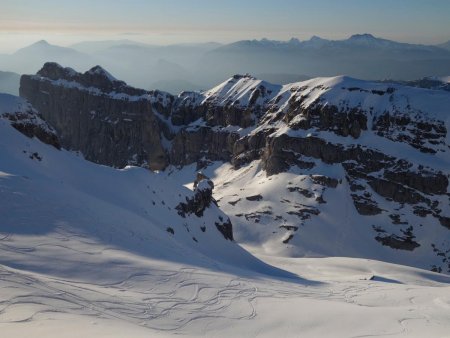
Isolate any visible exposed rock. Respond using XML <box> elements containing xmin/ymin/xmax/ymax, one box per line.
<box><xmin>283</xmin><ymin>234</ymin><xmax>294</xmax><ymax>244</ymax></box>
<box><xmin>246</xmin><ymin>194</ymin><xmax>263</xmax><ymax>201</ymax></box>
<box><xmin>228</xmin><ymin>199</ymin><xmax>241</xmax><ymax>206</ymax></box>
<box><xmin>413</xmin><ymin>206</ymin><xmax>433</xmax><ymax>217</ymax></box>
<box><xmin>287</xmin><ymin>186</ymin><xmax>314</xmax><ymax>198</ymax></box>
<box><xmin>389</xmin><ymin>214</ymin><xmax>408</xmax><ymax>225</ymax></box>
<box><xmin>170</xmin><ymin>127</ymin><xmax>239</xmax><ymax>166</ymax></box>
<box><xmin>383</xmin><ymin>170</ymin><xmax>448</xmax><ymax>195</ymax></box>
<box><xmin>193</xmin><ymin>172</ymin><xmax>214</xmax><ymax>190</ymax></box>
<box><xmin>374</xmin><ymin>112</ymin><xmax>447</xmax><ymax>154</ymax></box>
<box><xmin>375</xmin><ymin>235</ymin><xmax>420</xmax><ymax>251</ymax></box>
<box><xmin>352</xmin><ymin>194</ymin><xmax>383</xmax><ymax>215</ymax></box>
<box><xmin>311</xmin><ymin>175</ymin><xmax>339</xmax><ymax>188</ymax></box>
<box><xmin>439</xmin><ymin>216</ymin><xmax>450</xmax><ymax>230</ymax></box>
<box><xmin>21</xmin><ymin>63</ymin><xmax>169</xmax><ymax>170</ymax></box>
<box><xmin>1</xmin><ymin>109</ymin><xmax>60</xmax><ymax>149</ymax></box>
<box><xmin>176</xmin><ymin>175</ymin><xmax>233</xmax><ymax>241</ymax></box>
<box><xmin>367</xmin><ymin>178</ymin><xmax>427</xmax><ymax>205</ymax></box>
<box><xmin>373</xmin><ymin>225</ymin><xmax>420</xmax><ymax>251</ymax></box>
<box><xmin>285</xmin><ymin>100</ymin><xmax>368</xmax><ymax>139</ymax></box>
<box><xmin>280</xmin><ymin>225</ymin><xmax>298</xmax><ymax>231</ymax></box>
<box><xmin>215</xmin><ymin>219</ymin><xmax>234</xmax><ymax>241</ymax></box>
<box><xmin>287</xmin><ymin>207</ymin><xmax>320</xmax><ymax>220</ymax></box>
<box><xmin>176</xmin><ymin>178</ymin><xmax>215</xmax><ymax>218</ymax></box>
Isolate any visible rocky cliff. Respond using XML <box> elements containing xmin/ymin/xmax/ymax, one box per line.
<box><xmin>20</xmin><ymin>63</ymin><xmax>450</xmax><ymax>272</ymax></box>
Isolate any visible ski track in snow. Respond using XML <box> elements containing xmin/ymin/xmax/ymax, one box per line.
<box><xmin>0</xmin><ymin>247</ymin><xmax>449</xmax><ymax>337</ymax></box>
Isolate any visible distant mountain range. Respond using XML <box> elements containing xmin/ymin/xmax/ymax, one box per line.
<box><xmin>1</xmin><ymin>34</ymin><xmax>449</xmax><ymax>94</ymax></box>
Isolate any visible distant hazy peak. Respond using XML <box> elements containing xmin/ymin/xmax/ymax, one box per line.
<box><xmin>348</xmin><ymin>33</ymin><xmax>377</xmax><ymax>40</ymax></box>
<box><xmin>309</xmin><ymin>35</ymin><xmax>327</xmax><ymax>42</ymax></box>
<box><xmin>33</xmin><ymin>39</ymin><xmax>50</xmax><ymax>46</ymax></box>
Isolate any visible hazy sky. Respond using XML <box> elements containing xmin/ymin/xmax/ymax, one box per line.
<box><xmin>0</xmin><ymin>0</ymin><xmax>449</xmax><ymax>52</ymax></box>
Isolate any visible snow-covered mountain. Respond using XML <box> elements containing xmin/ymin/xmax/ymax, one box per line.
<box><xmin>18</xmin><ymin>63</ymin><xmax>450</xmax><ymax>275</ymax></box>
<box><xmin>1</xmin><ymin>90</ymin><xmax>450</xmax><ymax>337</ymax></box>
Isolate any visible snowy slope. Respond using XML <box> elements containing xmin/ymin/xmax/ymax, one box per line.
<box><xmin>0</xmin><ymin>94</ymin><xmax>280</xmax><ymax>276</ymax></box>
<box><xmin>202</xmin><ymin>74</ymin><xmax>282</xmax><ymax>108</ymax></box>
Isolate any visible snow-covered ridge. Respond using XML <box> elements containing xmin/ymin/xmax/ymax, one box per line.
<box><xmin>202</xmin><ymin>74</ymin><xmax>282</xmax><ymax>108</ymax></box>
<box><xmin>199</xmin><ymin>74</ymin><xmax>450</xmax><ymax>129</ymax></box>
<box><xmin>197</xmin><ymin>74</ymin><xmax>450</xmax><ymax>156</ymax></box>
<box><xmin>242</xmin><ymin>75</ymin><xmax>450</xmax><ymax>125</ymax></box>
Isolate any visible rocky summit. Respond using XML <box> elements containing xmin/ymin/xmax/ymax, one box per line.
<box><xmin>20</xmin><ymin>62</ymin><xmax>450</xmax><ymax>273</ymax></box>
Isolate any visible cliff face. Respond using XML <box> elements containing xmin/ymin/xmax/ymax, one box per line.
<box><xmin>20</xmin><ymin>63</ymin><xmax>173</xmax><ymax>170</ymax></box>
<box><xmin>20</xmin><ymin>63</ymin><xmax>450</xmax><ymax>273</ymax></box>
<box><xmin>19</xmin><ymin>66</ymin><xmax>284</xmax><ymax>170</ymax></box>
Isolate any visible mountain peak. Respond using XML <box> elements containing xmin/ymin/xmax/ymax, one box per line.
<box><xmin>288</xmin><ymin>37</ymin><xmax>301</xmax><ymax>44</ymax></box>
<box><xmin>349</xmin><ymin>33</ymin><xmax>377</xmax><ymax>41</ymax></box>
<box><xmin>307</xmin><ymin>35</ymin><xmax>329</xmax><ymax>45</ymax></box>
<box><xmin>86</xmin><ymin>65</ymin><xmax>117</xmax><ymax>82</ymax></box>
<box><xmin>37</xmin><ymin>62</ymin><xmax>77</xmax><ymax>80</ymax></box>
<box><xmin>33</xmin><ymin>39</ymin><xmax>50</xmax><ymax>46</ymax></box>
<box><xmin>310</xmin><ymin>35</ymin><xmax>325</xmax><ymax>41</ymax></box>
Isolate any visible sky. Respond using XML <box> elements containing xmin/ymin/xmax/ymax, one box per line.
<box><xmin>0</xmin><ymin>0</ymin><xmax>449</xmax><ymax>53</ymax></box>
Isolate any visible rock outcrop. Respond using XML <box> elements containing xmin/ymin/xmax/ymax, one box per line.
<box><xmin>0</xmin><ymin>93</ymin><xmax>60</xmax><ymax>149</ymax></box>
<box><xmin>177</xmin><ymin>173</ymin><xmax>233</xmax><ymax>241</ymax></box>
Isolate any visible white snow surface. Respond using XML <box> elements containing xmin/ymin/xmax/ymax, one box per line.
<box><xmin>0</xmin><ymin>93</ymin><xmax>32</xmax><ymax>114</ymax></box>
<box><xmin>203</xmin><ymin>75</ymin><xmax>281</xmax><ymax>107</ymax></box>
